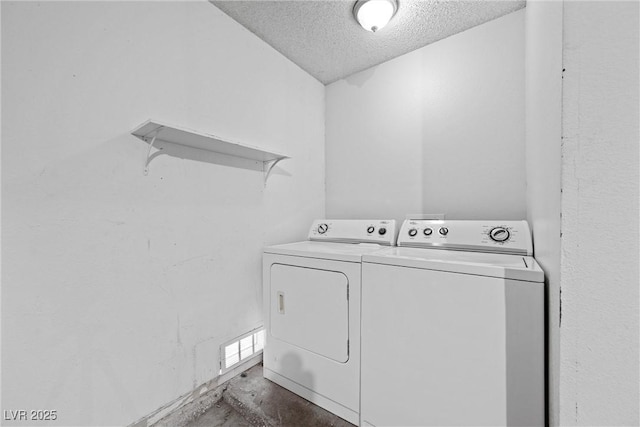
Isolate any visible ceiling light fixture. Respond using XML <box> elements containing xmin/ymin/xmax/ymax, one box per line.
<box><xmin>353</xmin><ymin>0</ymin><xmax>398</xmax><ymax>33</ymax></box>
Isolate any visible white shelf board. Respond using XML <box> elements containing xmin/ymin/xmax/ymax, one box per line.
<box><xmin>131</xmin><ymin>120</ymin><xmax>289</xmax><ymax>163</ymax></box>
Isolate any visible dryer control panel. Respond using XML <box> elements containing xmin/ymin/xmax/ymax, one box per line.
<box><xmin>398</xmin><ymin>220</ymin><xmax>533</xmax><ymax>256</ymax></box>
<box><xmin>308</xmin><ymin>219</ymin><xmax>397</xmax><ymax>246</ymax></box>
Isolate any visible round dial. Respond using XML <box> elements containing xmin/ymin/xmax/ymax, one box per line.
<box><xmin>423</xmin><ymin>227</ymin><xmax>433</xmax><ymax>236</ymax></box>
<box><xmin>378</xmin><ymin>227</ymin><xmax>387</xmax><ymax>235</ymax></box>
<box><xmin>317</xmin><ymin>223</ymin><xmax>329</xmax><ymax>234</ymax></box>
<box><xmin>408</xmin><ymin>228</ymin><xmax>418</xmax><ymax>237</ymax></box>
<box><xmin>489</xmin><ymin>227</ymin><xmax>510</xmax><ymax>242</ymax></box>
<box><xmin>439</xmin><ymin>227</ymin><xmax>449</xmax><ymax>236</ymax></box>
<box><xmin>367</xmin><ymin>226</ymin><xmax>375</xmax><ymax>234</ymax></box>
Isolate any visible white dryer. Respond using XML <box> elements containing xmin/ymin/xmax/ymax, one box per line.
<box><xmin>263</xmin><ymin>219</ymin><xmax>397</xmax><ymax>425</ymax></box>
<box><xmin>361</xmin><ymin>220</ymin><xmax>544</xmax><ymax>427</ymax></box>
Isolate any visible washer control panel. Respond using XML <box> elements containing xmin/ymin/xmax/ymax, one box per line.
<box><xmin>398</xmin><ymin>220</ymin><xmax>533</xmax><ymax>255</ymax></box>
<box><xmin>308</xmin><ymin>219</ymin><xmax>397</xmax><ymax>245</ymax></box>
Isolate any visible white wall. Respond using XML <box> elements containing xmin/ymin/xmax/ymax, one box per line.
<box><xmin>560</xmin><ymin>1</ymin><xmax>640</xmax><ymax>425</ymax></box>
<box><xmin>326</xmin><ymin>10</ymin><xmax>525</xmax><ymax>223</ymax></box>
<box><xmin>524</xmin><ymin>1</ymin><xmax>563</xmax><ymax>424</ymax></box>
<box><xmin>1</xmin><ymin>2</ymin><xmax>324</xmax><ymax>426</ymax></box>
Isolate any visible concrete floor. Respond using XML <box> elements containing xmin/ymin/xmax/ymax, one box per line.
<box><xmin>157</xmin><ymin>363</ymin><xmax>355</xmax><ymax>427</ymax></box>
<box><xmin>187</xmin><ymin>400</ymin><xmax>251</xmax><ymax>427</ymax></box>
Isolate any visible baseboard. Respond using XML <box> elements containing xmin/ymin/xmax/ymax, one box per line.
<box><xmin>129</xmin><ymin>355</ymin><xmax>263</xmax><ymax>427</ymax></box>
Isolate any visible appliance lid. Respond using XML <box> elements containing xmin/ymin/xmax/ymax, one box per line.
<box><xmin>264</xmin><ymin>241</ymin><xmax>390</xmax><ymax>262</ymax></box>
<box><xmin>363</xmin><ymin>247</ymin><xmax>544</xmax><ymax>282</ymax></box>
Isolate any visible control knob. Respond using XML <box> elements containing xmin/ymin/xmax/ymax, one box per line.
<box><xmin>367</xmin><ymin>226</ymin><xmax>375</xmax><ymax>234</ymax></box>
<box><xmin>317</xmin><ymin>223</ymin><xmax>329</xmax><ymax>234</ymax></box>
<box><xmin>408</xmin><ymin>228</ymin><xmax>418</xmax><ymax>237</ymax></box>
<box><xmin>489</xmin><ymin>227</ymin><xmax>510</xmax><ymax>242</ymax></box>
<box><xmin>423</xmin><ymin>228</ymin><xmax>433</xmax><ymax>236</ymax></box>
<box><xmin>438</xmin><ymin>227</ymin><xmax>449</xmax><ymax>236</ymax></box>
<box><xmin>378</xmin><ymin>227</ymin><xmax>387</xmax><ymax>235</ymax></box>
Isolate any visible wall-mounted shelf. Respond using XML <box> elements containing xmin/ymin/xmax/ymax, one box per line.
<box><xmin>131</xmin><ymin>119</ymin><xmax>290</xmax><ymax>183</ymax></box>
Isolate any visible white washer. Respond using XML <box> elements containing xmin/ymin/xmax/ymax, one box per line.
<box><xmin>361</xmin><ymin>220</ymin><xmax>544</xmax><ymax>427</ymax></box>
<box><xmin>263</xmin><ymin>219</ymin><xmax>397</xmax><ymax>425</ymax></box>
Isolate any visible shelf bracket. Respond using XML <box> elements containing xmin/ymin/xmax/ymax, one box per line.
<box><xmin>143</xmin><ymin>127</ymin><xmax>164</xmax><ymax>175</ymax></box>
<box><xmin>264</xmin><ymin>158</ymin><xmax>284</xmax><ymax>185</ymax></box>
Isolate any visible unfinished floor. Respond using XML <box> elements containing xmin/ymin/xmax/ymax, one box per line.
<box><xmin>154</xmin><ymin>363</ymin><xmax>355</xmax><ymax>427</ymax></box>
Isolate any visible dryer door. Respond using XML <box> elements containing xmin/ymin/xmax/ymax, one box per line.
<box><xmin>270</xmin><ymin>264</ymin><xmax>349</xmax><ymax>362</ymax></box>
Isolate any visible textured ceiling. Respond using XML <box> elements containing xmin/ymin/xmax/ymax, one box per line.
<box><xmin>211</xmin><ymin>0</ymin><xmax>525</xmax><ymax>84</ymax></box>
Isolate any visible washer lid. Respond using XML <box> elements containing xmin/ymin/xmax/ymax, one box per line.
<box><xmin>264</xmin><ymin>241</ymin><xmax>389</xmax><ymax>263</ymax></box>
<box><xmin>363</xmin><ymin>247</ymin><xmax>544</xmax><ymax>282</ymax></box>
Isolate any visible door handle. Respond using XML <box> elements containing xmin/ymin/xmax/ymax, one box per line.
<box><xmin>277</xmin><ymin>291</ymin><xmax>285</xmax><ymax>314</ymax></box>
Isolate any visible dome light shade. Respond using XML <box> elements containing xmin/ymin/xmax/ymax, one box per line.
<box><xmin>353</xmin><ymin>0</ymin><xmax>398</xmax><ymax>33</ymax></box>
